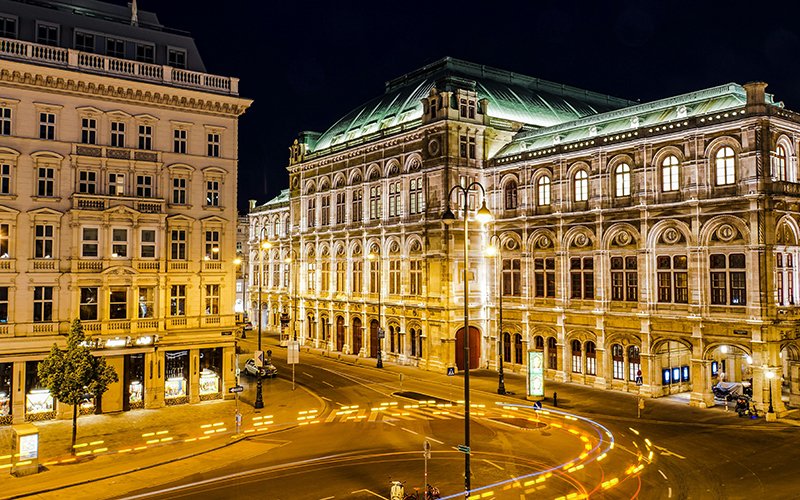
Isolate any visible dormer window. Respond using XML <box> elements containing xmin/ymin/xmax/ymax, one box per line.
<box><xmin>0</xmin><ymin>16</ymin><xmax>17</xmax><ymax>39</ymax></box>
<box><xmin>106</xmin><ymin>38</ymin><xmax>124</xmax><ymax>58</ymax></box>
<box><xmin>135</xmin><ymin>43</ymin><xmax>155</xmax><ymax>64</ymax></box>
<box><xmin>459</xmin><ymin>98</ymin><xmax>476</xmax><ymax>119</ymax></box>
<box><xmin>75</xmin><ymin>32</ymin><xmax>94</xmax><ymax>52</ymax></box>
<box><xmin>36</xmin><ymin>23</ymin><xmax>58</xmax><ymax>46</ymax></box>
<box><xmin>168</xmin><ymin>48</ymin><xmax>187</xmax><ymax>69</ymax></box>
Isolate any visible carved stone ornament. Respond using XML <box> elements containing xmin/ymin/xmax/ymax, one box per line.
<box><xmin>662</xmin><ymin>228</ymin><xmax>681</xmax><ymax>245</ymax></box>
<box><xmin>288</xmin><ymin>139</ymin><xmax>306</xmax><ymax>166</ymax></box>
<box><xmin>428</xmin><ymin>138</ymin><xmax>440</xmax><ymax>156</ymax></box>
<box><xmin>716</xmin><ymin>224</ymin><xmax>737</xmax><ymax>242</ymax></box>
<box><xmin>573</xmin><ymin>233</ymin><xmax>590</xmax><ymax>248</ymax></box>
<box><xmin>615</xmin><ymin>230</ymin><xmax>632</xmax><ymax>246</ymax></box>
<box><xmin>536</xmin><ymin>235</ymin><xmax>551</xmax><ymax>249</ymax></box>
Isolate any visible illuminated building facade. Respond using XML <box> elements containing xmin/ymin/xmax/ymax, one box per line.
<box><xmin>0</xmin><ymin>0</ymin><xmax>250</xmax><ymax>423</ymax></box>
<box><xmin>252</xmin><ymin>57</ymin><xmax>800</xmax><ymax>414</ymax></box>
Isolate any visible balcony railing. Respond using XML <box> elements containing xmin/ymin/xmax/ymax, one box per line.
<box><xmin>0</xmin><ymin>37</ymin><xmax>239</xmax><ymax>95</ymax></box>
<box><xmin>72</xmin><ymin>193</ymin><xmax>165</xmax><ymax>214</ymax></box>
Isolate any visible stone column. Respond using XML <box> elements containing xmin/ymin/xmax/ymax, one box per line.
<box><xmin>222</xmin><ymin>346</ymin><xmax>236</xmax><ymax>400</ymax></box>
<box><xmin>790</xmin><ymin>362</ymin><xmax>800</xmax><ymax>408</ymax></box>
<box><xmin>639</xmin><ymin>353</ymin><xmax>653</xmax><ymax>397</ymax></box>
<box><xmin>689</xmin><ymin>358</ymin><xmax>714</xmax><ymax>408</ymax></box>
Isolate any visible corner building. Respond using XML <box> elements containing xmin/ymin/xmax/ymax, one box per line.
<box><xmin>0</xmin><ymin>0</ymin><xmax>251</xmax><ymax>424</ymax></box>
<box><xmin>253</xmin><ymin>57</ymin><xmax>800</xmax><ymax>415</ymax></box>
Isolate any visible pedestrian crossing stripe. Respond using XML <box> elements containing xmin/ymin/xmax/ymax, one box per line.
<box><xmin>322</xmin><ymin>405</ymin><xmax>461</xmax><ymax>424</ymax></box>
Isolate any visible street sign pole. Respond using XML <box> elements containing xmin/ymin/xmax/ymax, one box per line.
<box><xmin>423</xmin><ymin>440</ymin><xmax>431</xmax><ymax>494</ymax></box>
<box><xmin>288</xmin><ymin>340</ymin><xmax>300</xmax><ymax>391</ymax></box>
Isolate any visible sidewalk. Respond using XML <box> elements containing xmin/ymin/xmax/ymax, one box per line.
<box><xmin>1</xmin><ymin>375</ymin><xmax>323</xmax><ymax>499</ymax></box>
<box><xmin>288</xmin><ymin>336</ymin><xmax>800</xmax><ymax>429</ymax></box>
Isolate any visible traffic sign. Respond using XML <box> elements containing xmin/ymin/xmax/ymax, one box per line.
<box><xmin>287</xmin><ymin>341</ymin><xmax>300</xmax><ymax>364</ymax></box>
<box><xmin>447</xmin><ymin>367</ymin><xmax>455</xmax><ymax>376</ymax></box>
<box><xmin>254</xmin><ymin>350</ymin><xmax>264</xmax><ymax>367</ymax></box>
<box><xmin>533</xmin><ymin>401</ymin><xmax>542</xmax><ymax>410</ymax></box>
<box><xmin>228</xmin><ymin>385</ymin><xmax>244</xmax><ymax>393</ymax></box>
<box><xmin>456</xmin><ymin>444</ymin><xmax>470</xmax><ymax>454</ymax></box>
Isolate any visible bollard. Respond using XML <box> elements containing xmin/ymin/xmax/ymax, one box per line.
<box><xmin>553</xmin><ymin>391</ymin><xmax>558</xmax><ymax>407</ymax></box>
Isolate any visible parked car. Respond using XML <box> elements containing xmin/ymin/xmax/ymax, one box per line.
<box><xmin>243</xmin><ymin>358</ymin><xmax>277</xmax><ymax>378</ymax></box>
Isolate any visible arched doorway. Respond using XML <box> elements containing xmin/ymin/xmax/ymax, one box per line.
<box><xmin>336</xmin><ymin>316</ymin><xmax>345</xmax><ymax>351</ymax></box>
<box><xmin>352</xmin><ymin>317</ymin><xmax>362</xmax><ymax>355</ymax></box>
<box><xmin>654</xmin><ymin>340</ymin><xmax>693</xmax><ymax>396</ymax></box>
<box><xmin>455</xmin><ymin>326</ymin><xmax>480</xmax><ymax>371</ymax></box>
<box><xmin>369</xmin><ymin>320</ymin><xmax>379</xmax><ymax>358</ymax></box>
<box><xmin>780</xmin><ymin>343</ymin><xmax>800</xmax><ymax>408</ymax></box>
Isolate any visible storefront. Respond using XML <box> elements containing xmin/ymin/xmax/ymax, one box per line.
<box><xmin>0</xmin><ymin>362</ymin><xmax>11</xmax><ymax>424</ymax></box>
<box><xmin>25</xmin><ymin>361</ymin><xmax>54</xmax><ymax>421</ymax></box>
<box><xmin>124</xmin><ymin>353</ymin><xmax>145</xmax><ymax>410</ymax></box>
<box><xmin>164</xmin><ymin>350</ymin><xmax>189</xmax><ymax>405</ymax></box>
<box><xmin>199</xmin><ymin>347</ymin><xmax>223</xmax><ymax>401</ymax></box>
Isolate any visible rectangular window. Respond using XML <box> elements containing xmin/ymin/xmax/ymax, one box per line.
<box><xmin>0</xmin><ymin>106</ymin><xmax>11</xmax><ymax>135</ymax></box>
<box><xmin>170</xmin><ymin>285</ymin><xmax>186</xmax><ymax>316</ymax></box>
<box><xmin>172</xmin><ymin>178</ymin><xmax>187</xmax><ymax>204</ymax></box>
<box><xmin>80</xmin><ymin>287</ymin><xmax>98</xmax><ymax>321</ymax></box>
<box><xmin>0</xmin><ymin>286</ymin><xmax>10</xmax><ymax>321</ymax></box>
<box><xmin>388</xmin><ymin>181</ymin><xmax>401</xmax><ymax>217</ymax></box>
<box><xmin>204</xmin><ymin>284</ymin><xmax>219</xmax><ymax>315</ymax></box>
<box><xmin>369</xmin><ymin>186</ymin><xmax>381</xmax><ymax>220</ymax></box>
<box><xmin>140</xmin><ymin>229</ymin><xmax>156</xmax><ymax>258</ymax></box>
<box><xmin>33</xmin><ymin>286</ymin><xmax>53</xmax><ymax>322</ymax></box>
<box><xmin>0</xmin><ymin>223</ymin><xmax>8</xmax><ymax>257</ymax></box>
<box><xmin>36</xmin><ymin>166</ymin><xmax>54</xmax><ymax>196</ymax></box>
<box><xmin>173</xmin><ymin>129</ymin><xmax>187</xmax><ymax>154</ymax></box>
<box><xmin>352</xmin><ymin>189</ymin><xmax>363</xmax><ymax>223</ymax></box>
<box><xmin>409</xmin><ymin>178</ymin><xmax>424</xmax><ymax>215</ymax></box>
<box><xmin>710</xmin><ymin>253</ymin><xmax>747</xmax><ymax>305</ymax></box>
<box><xmin>502</xmin><ymin>258</ymin><xmax>521</xmax><ymax>296</ymax></box>
<box><xmin>75</xmin><ymin>31</ymin><xmax>94</xmax><ymax>52</ymax></box>
<box><xmin>81</xmin><ymin>227</ymin><xmax>98</xmax><ymax>257</ymax></box>
<box><xmin>612</xmin><ymin>347</ymin><xmax>624</xmax><ymax>380</ymax></box>
<box><xmin>34</xmin><ymin>224</ymin><xmax>53</xmax><ymax>259</ymax></box>
<box><xmin>321</xmin><ymin>262</ymin><xmax>330</xmax><ymax>292</ymax></box>
<box><xmin>109</xmin><ymin>173</ymin><xmax>124</xmax><ymax>196</ymax></box>
<box><xmin>657</xmin><ymin>255</ymin><xmax>689</xmax><ymax>304</ymax></box>
<box><xmin>0</xmin><ymin>16</ymin><xmax>17</xmax><ymax>38</ymax></box>
<box><xmin>459</xmin><ymin>135</ymin><xmax>476</xmax><ymax>159</ymax></box>
<box><xmin>534</xmin><ymin>258</ymin><xmax>556</xmax><ymax>298</ymax></box>
<box><xmin>138</xmin><ymin>287</ymin><xmax>154</xmax><ymax>318</ymax></box>
<box><xmin>307</xmin><ymin>263</ymin><xmax>316</xmax><ymax>291</ymax></box>
<box><xmin>206</xmin><ymin>180</ymin><xmax>220</xmax><ymax>207</ymax></box>
<box><xmin>80</xmin><ymin>117</ymin><xmax>96</xmax><ymax>144</ymax></box>
<box><xmin>352</xmin><ymin>260</ymin><xmax>362</xmax><ymax>294</ymax></box>
<box><xmin>410</xmin><ymin>259</ymin><xmax>422</xmax><ymax>295</ymax></box>
<box><xmin>336</xmin><ymin>261</ymin><xmax>346</xmax><ymax>292</ymax></box>
<box><xmin>110</xmin><ymin>121</ymin><xmax>125</xmax><ymax>147</ymax></box>
<box><xmin>112</xmin><ymin>228</ymin><xmax>128</xmax><ymax>257</ymax></box>
<box><xmin>570</xmin><ymin>257</ymin><xmax>594</xmax><ymax>299</ymax></box>
<box><xmin>168</xmin><ymin>48</ymin><xmax>186</xmax><ymax>69</ymax></box>
<box><xmin>207</xmin><ymin>133</ymin><xmax>220</xmax><ymax>157</ymax></box>
<box><xmin>283</xmin><ymin>262</ymin><xmax>290</xmax><ymax>288</ymax></box>
<box><xmin>36</xmin><ymin>23</ymin><xmax>58</xmax><ymax>46</ymax></box>
<box><xmin>170</xmin><ymin>230</ymin><xmax>186</xmax><ymax>260</ymax></box>
<box><xmin>78</xmin><ymin>171</ymin><xmax>96</xmax><ymax>194</ymax></box>
<box><xmin>136</xmin><ymin>175</ymin><xmax>153</xmax><ymax>197</ymax></box>
<box><xmin>389</xmin><ymin>260</ymin><xmax>401</xmax><ymax>295</ymax></box>
<box><xmin>106</xmin><ymin>38</ymin><xmax>124</xmax><ymax>58</ymax></box>
<box><xmin>320</xmin><ymin>195</ymin><xmax>330</xmax><ymax>226</ymax></box>
<box><xmin>138</xmin><ymin>125</ymin><xmax>152</xmax><ymax>150</ymax></box>
<box><xmin>204</xmin><ymin>230</ymin><xmax>220</xmax><ymax>260</ymax></box>
<box><xmin>369</xmin><ymin>261</ymin><xmax>379</xmax><ymax>294</ymax></box>
<box><xmin>0</xmin><ymin>163</ymin><xmax>9</xmax><ymax>195</ymax></box>
<box><xmin>39</xmin><ymin>112</ymin><xmax>55</xmax><ymax>140</ymax></box>
<box><xmin>336</xmin><ymin>192</ymin><xmax>346</xmax><ymax>224</ymax></box>
<box><xmin>109</xmin><ymin>289</ymin><xmax>127</xmax><ymax>319</ymax></box>
<box><xmin>135</xmin><ymin>43</ymin><xmax>154</xmax><ymax>63</ymax></box>
<box><xmin>306</xmin><ymin>198</ymin><xmax>316</xmax><ymax>227</ymax></box>
<box><xmin>610</xmin><ymin>256</ymin><xmax>638</xmax><ymax>302</ymax></box>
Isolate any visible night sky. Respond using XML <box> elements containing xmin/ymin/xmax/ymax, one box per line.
<box><xmin>124</xmin><ymin>1</ymin><xmax>800</xmax><ymax>213</ymax></box>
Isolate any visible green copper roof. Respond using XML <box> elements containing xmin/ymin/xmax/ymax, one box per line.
<box><xmin>254</xmin><ymin>189</ymin><xmax>289</xmax><ymax>212</ymax></box>
<box><xmin>495</xmin><ymin>83</ymin><xmax>777</xmax><ymax>158</ymax></box>
<box><xmin>311</xmin><ymin>57</ymin><xmax>636</xmax><ymax>152</ymax></box>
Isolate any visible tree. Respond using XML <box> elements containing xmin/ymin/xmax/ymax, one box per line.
<box><xmin>38</xmin><ymin>319</ymin><xmax>118</xmax><ymax>451</ymax></box>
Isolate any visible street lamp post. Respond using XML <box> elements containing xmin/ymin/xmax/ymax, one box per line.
<box><xmin>369</xmin><ymin>250</ymin><xmax>383</xmax><ymax>369</ymax></box>
<box><xmin>766</xmin><ymin>368</ymin><xmax>775</xmax><ymax>415</ymax></box>
<box><xmin>255</xmin><ymin>231</ymin><xmax>271</xmax><ymax>410</ymax></box>
<box><xmin>442</xmin><ymin>182</ymin><xmax>492</xmax><ymax>498</ymax></box>
<box><xmin>284</xmin><ymin>248</ymin><xmax>299</xmax><ymax>342</ymax></box>
<box><xmin>486</xmin><ymin>234</ymin><xmax>506</xmax><ymax>395</ymax></box>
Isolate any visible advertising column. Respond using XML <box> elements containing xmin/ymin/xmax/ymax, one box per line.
<box><xmin>527</xmin><ymin>350</ymin><xmax>545</xmax><ymax>401</ymax></box>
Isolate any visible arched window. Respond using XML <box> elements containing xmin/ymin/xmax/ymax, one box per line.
<box><xmin>410</xmin><ymin>328</ymin><xmax>417</xmax><ymax>357</ymax></box>
<box><xmin>574</xmin><ymin>170</ymin><xmax>588</xmax><ymax>202</ymax></box>
<box><xmin>628</xmin><ymin>345</ymin><xmax>641</xmax><ymax>381</ymax></box>
<box><xmin>585</xmin><ymin>341</ymin><xmax>596</xmax><ymax>375</ymax></box>
<box><xmin>547</xmin><ymin>337</ymin><xmax>558</xmax><ymax>369</ymax></box>
<box><xmin>715</xmin><ymin>146</ymin><xmax>736</xmax><ymax>186</ymax></box>
<box><xmin>775</xmin><ymin>145</ymin><xmax>787</xmax><ymax>181</ymax></box>
<box><xmin>389</xmin><ymin>325</ymin><xmax>396</xmax><ymax>353</ymax></box>
<box><xmin>537</xmin><ymin>176</ymin><xmax>551</xmax><ymax>206</ymax></box>
<box><xmin>662</xmin><ymin>155</ymin><xmax>679</xmax><ymax>192</ymax></box>
<box><xmin>514</xmin><ymin>334</ymin><xmax>523</xmax><ymax>364</ymax></box>
<box><xmin>417</xmin><ymin>330</ymin><xmax>423</xmax><ymax>358</ymax></box>
<box><xmin>504</xmin><ymin>180</ymin><xmax>518</xmax><ymax>210</ymax></box>
<box><xmin>534</xmin><ymin>335</ymin><xmax>544</xmax><ymax>350</ymax></box>
<box><xmin>571</xmin><ymin>340</ymin><xmax>582</xmax><ymax>373</ymax></box>
<box><xmin>612</xmin><ymin>344</ymin><xmax>624</xmax><ymax>380</ymax></box>
<box><xmin>614</xmin><ymin>163</ymin><xmax>631</xmax><ymax>197</ymax></box>
<box><xmin>502</xmin><ymin>332</ymin><xmax>512</xmax><ymax>362</ymax></box>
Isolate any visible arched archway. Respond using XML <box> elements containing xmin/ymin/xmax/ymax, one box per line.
<box><xmin>455</xmin><ymin>326</ymin><xmax>480</xmax><ymax>371</ymax></box>
<box><xmin>335</xmin><ymin>316</ymin><xmax>345</xmax><ymax>351</ymax></box>
<box><xmin>780</xmin><ymin>343</ymin><xmax>800</xmax><ymax>408</ymax></box>
<box><xmin>352</xmin><ymin>317</ymin><xmax>362</xmax><ymax>355</ymax></box>
<box><xmin>369</xmin><ymin>319</ymin><xmax>379</xmax><ymax>358</ymax></box>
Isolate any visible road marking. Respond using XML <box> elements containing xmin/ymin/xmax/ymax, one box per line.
<box><xmin>652</xmin><ymin>444</ymin><xmax>686</xmax><ymax>460</ymax></box>
<box><xmin>350</xmin><ymin>489</ymin><xmax>388</xmax><ymax>499</ymax></box>
<box><xmin>319</xmin><ymin>497</ymin><xmax>335</xmax><ymax>500</ymax></box>
<box><xmin>401</xmin><ymin>427</ymin><xmax>419</xmax><ymax>435</ymax></box>
<box><xmin>668</xmin><ymin>487</ymin><xmax>673</xmax><ymax>498</ymax></box>
<box><xmin>321</xmin><ymin>396</ymin><xmax>332</xmax><ymax>402</ymax></box>
<box><xmin>425</xmin><ymin>436</ymin><xmax>444</xmax><ymax>445</ymax></box>
<box><xmin>303</xmin><ymin>372</ymin><xmax>313</xmax><ymax>378</ymax></box>
<box><xmin>323</xmin><ymin>381</ymin><xmax>334</xmax><ymax>388</ymax></box>
<box><xmin>484</xmin><ymin>459</ymin><xmax>504</xmax><ymax>470</ymax></box>
<box><xmin>384</xmin><ymin>421</ymin><xmax>396</xmax><ymax>427</ymax></box>
<box><xmin>658</xmin><ymin>469</ymin><xmax>668</xmax><ymax>480</ymax></box>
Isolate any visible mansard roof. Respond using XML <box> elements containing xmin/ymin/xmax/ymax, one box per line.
<box><xmin>311</xmin><ymin>57</ymin><xmax>636</xmax><ymax>153</ymax></box>
<box><xmin>495</xmin><ymin>83</ymin><xmax>780</xmax><ymax>159</ymax></box>
<box><xmin>253</xmin><ymin>189</ymin><xmax>289</xmax><ymax>213</ymax></box>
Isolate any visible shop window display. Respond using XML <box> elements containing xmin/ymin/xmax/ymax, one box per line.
<box><xmin>199</xmin><ymin>348</ymin><xmax>222</xmax><ymax>400</ymax></box>
<box><xmin>126</xmin><ymin>353</ymin><xmax>145</xmax><ymax>409</ymax></box>
<box><xmin>164</xmin><ymin>350</ymin><xmax>189</xmax><ymax>405</ymax></box>
<box><xmin>25</xmin><ymin>361</ymin><xmax>54</xmax><ymax>421</ymax></box>
<box><xmin>0</xmin><ymin>362</ymin><xmax>11</xmax><ymax>424</ymax></box>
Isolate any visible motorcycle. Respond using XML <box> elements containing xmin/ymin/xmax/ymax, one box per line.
<box><xmin>712</xmin><ymin>383</ymin><xmax>735</xmax><ymax>401</ymax></box>
<box><xmin>390</xmin><ymin>481</ymin><xmax>406</xmax><ymax>500</ymax></box>
<box><xmin>425</xmin><ymin>484</ymin><xmax>442</xmax><ymax>499</ymax></box>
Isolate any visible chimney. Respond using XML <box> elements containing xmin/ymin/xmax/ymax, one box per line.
<box><xmin>248</xmin><ymin>199</ymin><xmax>257</xmax><ymax>211</ymax></box>
<box><xmin>743</xmin><ymin>82</ymin><xmax>768</xmax><ymax>113</ymax></box>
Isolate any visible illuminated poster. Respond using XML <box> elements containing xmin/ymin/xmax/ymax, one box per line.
<box><xmin>19</xmin><ymin>433</ymin><xmax>38</xmax><ymax>460</ymax></box>
<box><xmin>527</xmin><ymin>350</ymin><xmax>544</xmax><ymax>399</ymax></box>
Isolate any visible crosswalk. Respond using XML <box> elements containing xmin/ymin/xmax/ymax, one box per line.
<box><xmin>322</xmin><ymin>403</ymin><xmax>464</xmax><ymax>424</ymax></box>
